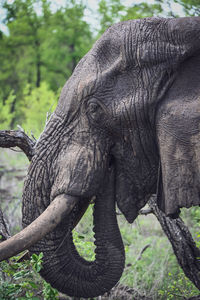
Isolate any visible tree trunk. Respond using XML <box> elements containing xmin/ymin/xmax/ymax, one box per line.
<box><xmin>149</xmin><ymin>195</ymin><xmax>200</xmax><ymax>290</ymax></box>
<box><xmin>0</xmin><ymin>208</ymin><xmax>10</xmax><ymax>242</ymax></box>
<box><xmin>69</xmin><ymin>44</ymin><xmax>77</xmax><ymax>72</ymax></box>
<box><xmin>35</xmin><ymin>39</ymin><xmax>41</xmax><ymax>88</ymax></box>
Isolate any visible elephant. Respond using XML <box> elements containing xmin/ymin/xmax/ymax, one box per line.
<box><xmin>0</xmin><ymin>16</ymin><xmax>200</xmax><ymax>298</ymax></box>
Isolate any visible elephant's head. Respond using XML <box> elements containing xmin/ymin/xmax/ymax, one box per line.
<box><xmin>0</xmin><ymin>17</ymin><xmax>200</xmax><ymax>298</ymax></box>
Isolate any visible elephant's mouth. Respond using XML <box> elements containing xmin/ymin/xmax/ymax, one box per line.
<box><xmin>0</xmin><ymin>163</ymin><xmax>125</xmax><ymax>298</ymax></box>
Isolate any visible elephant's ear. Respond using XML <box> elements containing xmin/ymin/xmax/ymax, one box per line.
<box><xmin>156</xmin><ymin>54</ymin><xmax>200</xmax><ymax>217</ymax></box>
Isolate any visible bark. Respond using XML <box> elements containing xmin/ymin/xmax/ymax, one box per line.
<box><xmin>149</xmin><ymin>195</ymin><xmax>200</xmax><ymax>290</ymax></box>
<box><xmin>69</xmin><ymin>44</ymin><xmax>77</xmax><ymax>72</ymax></box>
<box><xmin>0</xmin><ymin>130</ymin><xmax>35</xmax><ymax>242</ymax></box>
<box><xmin>0</xmin><ymin>208</ymin><xmax>10</xmax><ymax>241</ymax></box>
<box><xmin>0</xmin><ymin>130</ymin><xmax>35</xmax><ymax>161</ymax></box>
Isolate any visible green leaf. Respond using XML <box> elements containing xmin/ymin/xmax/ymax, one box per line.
<box><xmin>28</xmin><ymin>281</ymin><xmax>38</xmax><ymax>289</ymax></box>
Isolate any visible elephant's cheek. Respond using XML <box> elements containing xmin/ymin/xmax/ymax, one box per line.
<box><xmin>115</xmin><ymin>170</ymin><xmax>151</xmax><ymax>223</ymax></box>
<box><xmin>50</xmin><ymin>144</ymin><xmax>108</xmax><ymax>200</ymax></box>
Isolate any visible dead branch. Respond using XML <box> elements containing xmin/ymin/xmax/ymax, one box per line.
<box><xmin>149</xmin><ymin>195</ymin><xmax>200</xmax><ymax>290</ymax></box>
<box><xmin>137</xmin><ymin>244</ymin><xmax>151</xmax><ymax>261</ymax></box>
<box><xmin>0</xmin><ymin>130</ymin><xmax>35</xmax><ymax>249</ymax></box>
<box><xmin>139</xmin><ymin>208</ymin><xmax>153</xmax><ymax>215</ymax></box>
<box><xmin>0</xmin><ymin>130</ymin><xmax>35</xmax><ymax>161</ymax></box>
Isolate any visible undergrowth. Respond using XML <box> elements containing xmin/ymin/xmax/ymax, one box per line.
<box><xmin>0</xmin><ymin>252</ymin><xmax>58</xmax><ymax>300</ymax></box>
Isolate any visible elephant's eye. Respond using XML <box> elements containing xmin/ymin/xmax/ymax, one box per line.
<box><xmin>86</xmin><ymin>98</ymin><xmax>108</xmax><ymax>129</ymax></box>
<box><xmin>89</xmin><ymin>102</ymin><xmax>98</xmax><ymax>114</ymax></box>
<box><xmin>87</xmin><ymin>100</ymin><xmax>102</xmax><ymax>122</ymax></box>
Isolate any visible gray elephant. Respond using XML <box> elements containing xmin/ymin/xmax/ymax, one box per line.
<box><xmin>0</xmin><ymin>17</ymin><xmax>200</xmax><ymax>298</ymax></box>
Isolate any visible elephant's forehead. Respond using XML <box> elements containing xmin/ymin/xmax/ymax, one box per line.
<box><xmin>55</xmin><ymin>16</ymin><xmax>198</xmax><ymax>118</ymax></box>
<box><xmin>55</xmin><ymin>42</ymin><xmax>123</xmax><ymax>116</ymax></box>
<box><xmin>55</xmin><ymin>53</ymin><xmax>97</xmax><ymax>115</ymax></box>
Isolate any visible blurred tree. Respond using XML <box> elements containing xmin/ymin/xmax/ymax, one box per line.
<box><xmin>171</xmin><ymin>0</ymin><xmax>200</xmax><ymax>15</ymax></box>
<box><xmin>156</xmin><ymin>0</ymin><xmax>200</xmax><ymax>16</ymax></box>
<box><xmin>0</xmin><ymin>0</ymin><xmax>92</xmax><ymax>128</ymax></box>
<box><xmin>98</xmin><ymin>0</ymin><xmax>164</xmax><ymax>35</ymax></box>
<box><xmin>0</xmin><ymin>91</ymin><xmax>16</xmax><ymax>130</ymax></box>
<box><xmin>98</xmin><ymin>0</ymin><xmax>125</xmax><ymax>34</ymax></box>
<box><xmin>41</xmin><ymin>0</ymin><xmax>93</xmax><ymax>91</ymax></box>
<box><xmin>0</xmin><ymin>0</ymin><xmax>52</xmax><ymax>126</ymax></box>
<box><xmin>21</xmin><ymin>82</ymin><xmax>58</xmax><ymax>138</ymax></box>
<box><xmin>121</xmin><ymin>2</ymin><xmax>163</xmax><ymax>20</ymax></box>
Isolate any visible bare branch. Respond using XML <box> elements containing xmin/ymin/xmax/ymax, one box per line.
<box><xmin>149</xmin><ymin>195</ymin><xmax>200</xmax><ymax>290</ymax></box>
<box><xmin>0</xmin><ymin>130</ymin><xmax>35</xmax><ymax>257</ymax></box>
<box><xmin>0</xmin><ymin>130</ymin><xmax>35</xmax><ymax>161</ymax></box>
<box><xmin>139</xmin><ymin>208</ymin><xmax>153</xmax><ymax>215</ymax></box>
<box><xmin>137</xmin><ymin>244</ymin><xmax>151</xmax><ymax>261</ymax></box>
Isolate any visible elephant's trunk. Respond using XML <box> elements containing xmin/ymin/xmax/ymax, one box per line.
<box><xmin>30</xmin><ymin>168</ymin><xmax>125</xmax><ymax>298</ymax></box>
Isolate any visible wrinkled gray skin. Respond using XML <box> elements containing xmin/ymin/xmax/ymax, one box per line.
<box><xmin>22</xmin><ymin>17</ymin><xmax>200</xmax><ymax>297</ymax></box>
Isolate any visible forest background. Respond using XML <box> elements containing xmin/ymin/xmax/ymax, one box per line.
<box><xmin>0</xmin><ymin>0</ymin><xmax>200</xmax><ymax>299</ymax></box>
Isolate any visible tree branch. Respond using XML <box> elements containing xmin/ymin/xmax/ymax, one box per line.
<box><xmin>0</xmin><ymin>208</ymin><xmax>10</xmax><ymax>241</ymax></box>
<box><xmin>149</xmin><ymin>195</ymin><xmax>200</xmax><ymax>290</ymax></box>
<box><xmin>0</xmin><ymin>130</ymin><xmax>35</xmax><ymax>246</ymax></box>
<box><xmin>139</xmin><ymin>208</ymin><xmax>153</xmax><ymax>215</ymax></box>
<box><xmin>0</xmin><ymin>130</ymin><xmax>35</xmax><ymax>161</ymax></box>
<box><xmin>137</xmin><ymin>244</ymin><xmax>151</xmax><ymax>261</ymax></box>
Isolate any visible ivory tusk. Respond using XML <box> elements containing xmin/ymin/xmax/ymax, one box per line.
<box><xmin>0</xmin><ymin>194</ymin><xmax>78</xmax><ymax>261</ymax></box>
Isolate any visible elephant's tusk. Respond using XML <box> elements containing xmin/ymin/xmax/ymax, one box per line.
<box><xmin>0</xmin><ymin>194</ymin><xmax>78</xmax><ymax>261</ymax></box>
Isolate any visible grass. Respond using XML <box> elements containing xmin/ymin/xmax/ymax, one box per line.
<box><xmin>0</xmin><ymin>149</ymin><xmax>29</xmax><ymax>235</ymax></box>
<box><xmin>75</xmin><ymin>205</ymin><xmax>200</xmax><ymax>299</ymax></box>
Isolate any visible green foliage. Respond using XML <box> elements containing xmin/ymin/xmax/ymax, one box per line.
<box><xmin>73</xmin><ymin>230</ymin><xmax>95</xmax><ymax>261</ymax></box>
<box><xmin>0</xmin><ymin>252</ymin><xmax>59</xmax><ymax>300</ymax></box>
<box><xmin>21</xmin><ymin>82</ymin><xmax>58</xmax><ymax>138</ymax></box>
<box><xmin>121</xmin><ymin>2</ymin><xmax>163</xmax><ymax>21</ymax></box>
<box><xmin>73</xmin><ymin>204</ymin><xmax>95</xmax><ymax>261</ymax></box>
<box><xmin>0</xmin><ymin>90</ymin><xmax>16</xmax><ymax>129</ymax></box>
<box><xmin>98</xmin><ymin>0</ymin><xmax>125</xmax><ymax>34</ymax></box>
<box><xmin>120</xmin><ymin>214</ymin><xmax>200</xmax><ymax>299</ymax></box>
<box><xmin>31</xmin><ymin>253</ymin><xmax>43</xmax><ymax>273</ymax></box>
<box><xmin>98</xmin><ymin>0</ymin><xmax>164</xmax><ymax>34</ymax></box>
<box><xmin>0</xmin><ymin>0</ymin><xmax>93</xmax><ymax>128</ymax></box>
<box><xmin>42</xmin><ymin>281</ymin><xmax>59</xmax><ymax>300</ymax></box>
<box><xmin>158</xmin><ymin>267</ymin><xmax>200</xmax><ymax>299</ymax></box>
<box><xmin>0</xmin><ymin>0</ymin><xmax>49</xmax><ymax>111</ymax></box>
<box><xmin>42</xmin><ymin>0</ymin><xmax>92</xmax><ymax>85</ymax></box>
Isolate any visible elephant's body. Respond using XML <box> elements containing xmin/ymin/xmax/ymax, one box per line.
<box><xmin>1</xmin><ymin>17</ymin><xmax>200</xmax><ymax>298</ymax></box>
